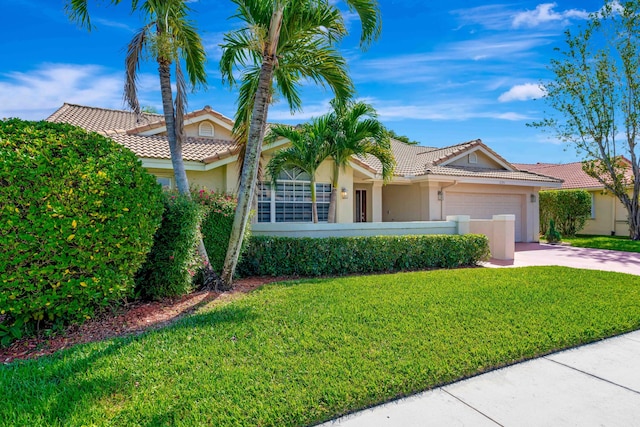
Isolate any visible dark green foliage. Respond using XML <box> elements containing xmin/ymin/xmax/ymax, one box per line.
<box><xmin>135</xmin><ymin>193</ymin><xmax>205</xmax><ymax>300</ymax></box>
<box><xmin>539</xmin><ymin>190</ymin><xmax>591</xmax><ymax>236</ymax></box>
<box><xmin>0</xmin><ymin>119</ymin><xmax>163</xmax><ymax>343</ymax></box>
<box><xmin>545</xmin><ymin>219</ymin><xmax>562</xmax><ymax>244</ymax></box>
<box><xmin>194</xmin><ymin>189</ymin><xmax>243</xmax><ymax>274</ymax></box>
<box><xmin>238</xmin><ymin>234</ymin><xmax>490</xmax><ymax>277</ymax></box>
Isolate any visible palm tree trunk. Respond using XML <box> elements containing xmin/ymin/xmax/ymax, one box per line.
<box><xmin>158</xmin><ymin>63</ymin><xmax>190</xmax><ymax>195</ymax></box>
<box><xmin>159</xmin><ymin>62</ymin><xmax>218</xmax><ymax>288</ymax></box>
<box><xmin>327</xmin><ymin>164</ymin><xmax>339</xmax><ymax>223</ymax></box>
<box><xmin>310</xmin><ymin>176</ymin><xmax>318</xmax><ymax>223</ymax></box>
<box><xmin>221</xmin><ymin>6</ymin><xmax>284</xmax><ymax>289</ymax></box>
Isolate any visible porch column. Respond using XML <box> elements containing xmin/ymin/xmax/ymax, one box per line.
<box><xmin>372</xmin><ymin>181</ymin><xmax>383</xmax><ymax>222</ymax></box>
<box><xmin>420</xmin><ymin>181</ymin><xmax>441</xmax><ymax>220</ymax></box>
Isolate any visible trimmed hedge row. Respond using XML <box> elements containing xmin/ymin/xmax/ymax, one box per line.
<box><xmin>135</xmin><ymin>193</ymin><xmax>205</xmax><ymax>300</ymax></box>
<box><xmin>135</xmin><ymin>189</ymin><xmax>243</xmax><ymax>299</ymax></box>
<box><xmin>540</xmin><ymin>189</ymin><xmax>591</xmax><ymax>237</ymax></box>
<box><xmin>0</xmin><ymin>119</ymin><xmax>163</xmax><ymax>343</ymax></box>
<box><xmin>238</xmin><ymin>234</ymin><xmax>490</xmax><ymax>277</ymax></box>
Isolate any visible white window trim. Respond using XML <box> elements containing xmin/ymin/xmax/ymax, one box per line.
<box><xmin>257</xmin><ymin>177</ymin><xmax>332</xmax><ymax>223</ymax></box>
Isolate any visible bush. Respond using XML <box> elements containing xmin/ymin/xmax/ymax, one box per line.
<box><xmin>539</xmin><ymin>190</ymin><xmax>591</xmax><ymax>237</ymax></box>
<box><xmin>0</xmin><ymin>119</ymin><xmax>163</xmax><ymax>344</ymax></box>
<box><xmin>545</xmin><ymin>219</ymin><xmax>562</xmax><ymax>244</ymax></box>
<box><xmin>135</xmin><ymin>193</ymin><xmax>205</xmax><ymax>300</ymax></box>
<box><xmin>238</xmin><ymin>234</ymin><xmax>490</xmax><ymax>277</ymax></box>
<box><xmin>194</xmin><ymin>189</ymin><xmax>244</xmax><ymax>274</ymax></box>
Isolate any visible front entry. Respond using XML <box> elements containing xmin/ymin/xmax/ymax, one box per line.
<box><xmin>355</xmin><ymin>189</ymin><xmax>367</xmax><ymax>222</ymax></box>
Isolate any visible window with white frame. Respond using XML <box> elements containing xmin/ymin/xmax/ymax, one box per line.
<box><xmin>257</xmin><ymin>169</ymin><xmax>331</xmax><ymax>222</ymax></box>
<box><xmin>198</xmin><ymin>121</ymin><xmax>215</xmax><ymax>137</ymax></box>
<box><xmin>156</xmin><ymin>176</ymin><xmax>173</xmax><ymax>190</ymax></box>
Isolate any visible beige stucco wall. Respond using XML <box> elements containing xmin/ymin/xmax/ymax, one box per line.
<box><xmin>449</xmin><ymin>151</ymin><xmax>502</xmax><ymax>169</ymax></box>
<box><xmin>147</xmin><ymin>167</ymin><xmax>227</xmax><ymax>193</ymax></box>
<box><xmin>183</xmin><ymin>120</ymin><xmax>234</xmax><ymax>140</ymax></box>
<box><xmin>381</xmin><ymin>184</ymin><xmax>423</xmax><ymax>222</ymax></box>
<box><xmin>582</xmin><ymin>190</ymin><xmax>631</xmax><ymax>236</ymax></box>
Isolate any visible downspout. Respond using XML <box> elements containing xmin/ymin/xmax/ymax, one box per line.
<box><xmin>439</xmin><ymin>180</ymin><xmax>459</xmax><ymax>219</ymax></box>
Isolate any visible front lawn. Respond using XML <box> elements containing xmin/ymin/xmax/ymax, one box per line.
<box><xmin>562</xmin><ymin>234</ymin><xmax>640</xmax><ymax>253</ymax></box>
<box><xmin>3</xmin><ymin>267</ymin><xmax>640</xmax><ymax>427</ymax></box>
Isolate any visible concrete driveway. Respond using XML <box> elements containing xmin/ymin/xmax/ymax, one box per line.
<box><xmin>484</xmin><ymin>242</ymin><xmax>640</xmax><ymax>276</ymax></box>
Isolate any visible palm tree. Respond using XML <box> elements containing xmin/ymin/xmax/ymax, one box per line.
<box><xmin>325</xmin><ymin>99</ymin><xmax>395</xmax><ymax>223</ymax></box>
<box><xmin>218</xmin><ymin>0</ymin><xmax>381</xmax><ymax>288</ymax></box>
<box><xmin>67</xmin><ymin>0</ymin><xmax>219</xmax><ymax>286</ymax></box>
<box><xmin>266</xmin><ymin>118</ymin><xmax>332</xmax><ymax>223</ymax></box>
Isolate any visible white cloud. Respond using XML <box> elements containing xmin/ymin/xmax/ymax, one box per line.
<box><xmin>0</xmin><ymin>63</ymin><xmax>158</xmax><ymax>120</ymax></box>
<box><xmin>271</xmin><ymin>98</ymin><xmax>532</xmax><ymax>123</ymax></box>
<box><xmin>512</xmin><ymin>3</ymin><xmax>589</xmax><ymax>28</ymax></box>
<box><xmin>498</xmin><ymin>83</ymin><xmax>546</xmax><ymax>102</ymax></box>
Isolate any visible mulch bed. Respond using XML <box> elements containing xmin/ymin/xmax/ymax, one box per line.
<box><xmin>1</xmin><ymin>277</ymin><xmax>287</xmax><ymax>364</ymax></box>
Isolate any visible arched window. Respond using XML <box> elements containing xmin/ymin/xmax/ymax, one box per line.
<box><xmin>198</xmin><ymin>121</ymin><xmax>215</xmax><ymax>137</ymax></box>
<box><xmin>257</xmin><ymin>168</ymin><xmax>332</xmax><ymax>223</ymax></box>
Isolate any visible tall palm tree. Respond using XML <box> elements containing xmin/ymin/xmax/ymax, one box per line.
<box><xmin>325</xmin><ymin>99</ymin><xmax>395</xmax><ymax>223</ymax></box>
<box><xmin>67</xmin><ymin>0</ymin><xmax>218</xmax><ymax>286</ymax></box>
<box><xmin>266</xmin><ymin>118</ymin><xmax>333</xmax><ymax>223</ymax></box>
<box><xmin>218</xmin><ymin>0</ymin><xmax>381</xmax><ymax>288</ymax></box>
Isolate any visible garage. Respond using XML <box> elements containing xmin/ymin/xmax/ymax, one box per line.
<box><xmin>445</xmin><ymin>193</ymin><xmax>524</xmax><ymax>241</ymax></box>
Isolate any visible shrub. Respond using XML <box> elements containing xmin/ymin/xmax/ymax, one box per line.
<box><xmin>194</xmin><ymin>189</ymin><xmax>244</xmax><ymax>274</ymax></box>
<box><xmin>539</xmin><ymin>190</ymin><xmax>591</xmax><ymax>237</ymax></box>
<box><xmin>0</xmin><ymin>119</ymin><xmax>163</xmax><ymax>344</ymax></box>
<box><xmin>238</xmin><ymin>234</ymin><xmax>490</xmax><ymax>277</ymax></box>
<box><xmin>135</xmin><ymin>193</ymin><xmax>205</xmax><ymax>300</ymax></box>
<box><xmin>545</xmin><ymin>219</ymin><xmax>562</xmax><ymax>244</ymax></box>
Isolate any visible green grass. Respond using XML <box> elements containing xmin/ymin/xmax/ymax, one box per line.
<box><xmin>3</xmin><ymin>266</ymin><xmax>640</xmax><ymax>427</ymax></box>
<box><xmin>562</xmin><ymin>234</ymin><xmax>640</xmax><ymax>252</ymax></box>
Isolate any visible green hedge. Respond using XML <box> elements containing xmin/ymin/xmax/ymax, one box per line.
<box><xmin>540</xmin><ymin>190</ymin><xmax>591</xmax><ymax>237</ymax></box>
<box><xmin>238</xmin><ymin>234</ymin><xmax>490</xmax><ymax>277</ymax></box>
<box><xmin>0</xmin><ymin>119</ymin><xmax>163</xmax><ymax>343</ymax></box>
<box><xmin>195</xmin><ymin>189</ymin><xmax>244</xmax><ymax>274</ymax></box>
<box><xmin>135</xmin><ymin>193</ymin><xmax>205</xmax><ymax>300</ymax></box>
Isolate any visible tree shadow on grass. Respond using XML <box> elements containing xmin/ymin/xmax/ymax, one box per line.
<box><xmin>1</xmin><ymin>304</ymin><xmax>258</xmax><ymax>426</ymax></box>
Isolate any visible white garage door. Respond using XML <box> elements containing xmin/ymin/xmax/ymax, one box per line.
<box><xmin>445</xmin><ymin>193</ymin><xmax>523</xmax><ymax>242</ymax></box>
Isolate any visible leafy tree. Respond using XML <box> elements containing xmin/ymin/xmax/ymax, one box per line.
<box><xmin>266</xmin><ymin>118</ymin><xmax>333</xmax><ymax>223</ymax></box>
<box><xmin>325</xmin><ymin>99</ymin><xmax>395</xmax><ymax>223</ymax></box>
<box><xmin>534</xmin><ymin>0</ymin><xmax>640</xmax><ymax>240</ymax></box>
<box><xmin>539</xmin><ymin>190</ymin><xmax>591</xmax><ymax>237</ymax></box>
<box><xmin>219</xmin><ymin>0</ymin><xmax>382</xmax><ymax>287</ymax></box>
<box><xmin>66</xmin><ymin>0</ymin><xmax>220</xmax><ymax>285</ymax></box>
<box><xmin>388</xmin><ymin>129</ymin><xmax>419</xmax><ymax>145</ymax></box>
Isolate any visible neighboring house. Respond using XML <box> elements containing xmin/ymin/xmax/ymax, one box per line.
<box><xmin>514</xmin><ymin>162</ymin><xmax>633</xmax><ymax>236</ymax></box>
<box><xmin>47</xmin><ymin>103</ymin><xmax>561</xmax><ymax>242</ymax></box>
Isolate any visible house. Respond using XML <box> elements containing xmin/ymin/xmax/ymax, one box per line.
<box><xmin>47</xmin><ymin>103</ymin><xmax>562</xmax><ymax>242</ymax></box>
<box><xmin>514</xmin><ymin>162</ymin><xmax>633</xmax><ymax>236</ymax></box>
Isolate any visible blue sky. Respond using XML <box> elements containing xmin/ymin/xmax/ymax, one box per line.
<box><xmin>2</xmin><ymin>0</ymin><xmax>607</xmax><ymax>163</ymax></box>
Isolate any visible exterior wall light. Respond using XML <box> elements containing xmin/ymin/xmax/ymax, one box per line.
<box><xmin>341</xmin><ymin>187</ymin><xmax>348</xmax><ymax>199</ymax></box>
<box><xmin>437</xmin><ymin>190</ymin><xmax>444</xmax><ymax>201</ymax></box>
<box><xmin>530</xmin><ymin>194</ymin><xmax>536</xmax><ymax>203</ymax></box>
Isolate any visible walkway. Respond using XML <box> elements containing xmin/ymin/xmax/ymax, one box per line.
<box><xmin>319</xmin><ymin>330</ymin><xmax>640</xmax><ymax>427</ymax></box>
<box><xmin>484</xmin><ymin>242</ymin><xmax>640</xmax><ymax>276</ymax></box>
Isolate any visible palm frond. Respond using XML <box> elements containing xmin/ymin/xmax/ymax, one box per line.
<box><xmin>124</xmin><ymin>24</ymin><xmax>153</xmax><ymax>115</ymax></box>
<box><xmin>65</xmin><ymin>0</ymin><xmax>135</xmax><ymax>30</ymax></box>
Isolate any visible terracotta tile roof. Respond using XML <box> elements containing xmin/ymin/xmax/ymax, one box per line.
<box><xmin>47</xmin><ymin>103</ymin><xmax>236</xmax><ymax>163</ymax></box>
<box><xmin>46</xmin><ymin>103</ymin><xmax>162</xmax><ymax>133</ymax></box>
<box><xmin>109</xmin><ymin>134</ymin><xmax>235</xmax><ymax>163</ymax></box>
<box><xmin>358</xmin><ymin>139</ymin><xmax>561</xmax><ymax>184</ymax></box>
<box><xmin>514</xmin><ymin>162</ymin><xmax>607</xmax><ymax>189</ymax></box>
<box><xmin>46</xmin><ymin>103</ymin><xmax>564</xmax><ymax>185</ymax></box>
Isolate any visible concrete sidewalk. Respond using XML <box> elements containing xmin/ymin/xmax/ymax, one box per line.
<box><xmin>320</xmin><ymin>330</ymin><xmax>640</xmax><ymax>427</ymax></box>
<box><xmin>484</xmin><ymin>243</ymin><xmax>640</xmax><ymax>276</ymax></box>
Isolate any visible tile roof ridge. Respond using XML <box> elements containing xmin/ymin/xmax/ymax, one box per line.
<box><xmin>432</xmin><ymin>138</ymin><xmax>481</xmax><ymax>152</ymax></box>
<box><xmin>61</xmin><ymin>102</ymin><xmax>162</xmax><ymax>117</ymax></box>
